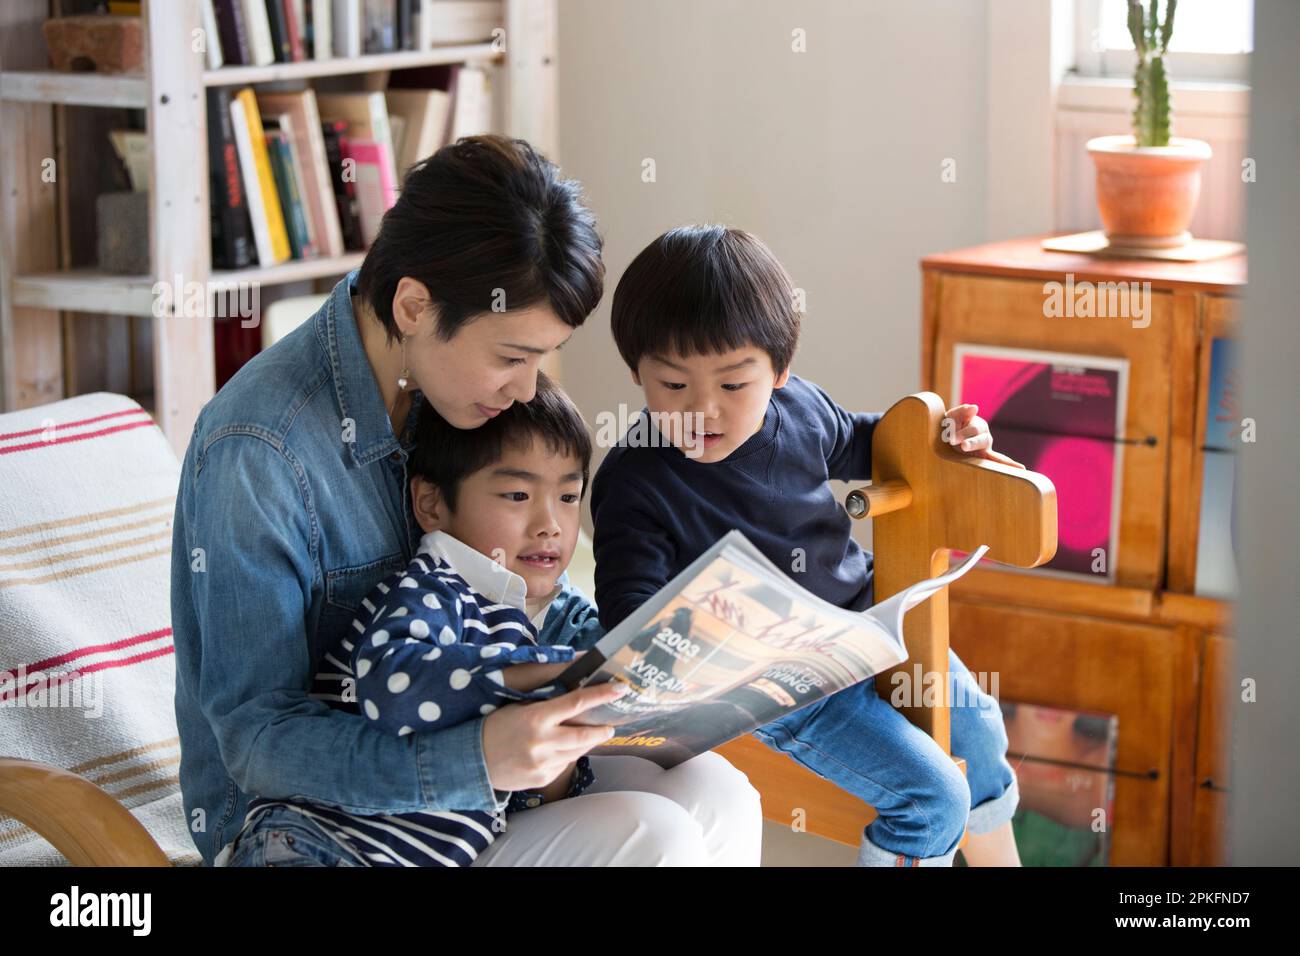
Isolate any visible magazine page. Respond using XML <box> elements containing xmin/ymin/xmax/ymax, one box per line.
<box><xmin>558</xmin><ymin>530</ymin><xmax>986</xmax><ymax>768</ymax></box>
<box><xmin>863</xmin><ymin>545</ymin><xmax>990</xmax><ymax>640</ymax></box>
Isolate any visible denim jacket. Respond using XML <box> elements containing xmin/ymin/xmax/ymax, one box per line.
<box><xmin>171</xmin><ymin>268</ymin><xmax>603</xmax><ymax>865</ymax></box>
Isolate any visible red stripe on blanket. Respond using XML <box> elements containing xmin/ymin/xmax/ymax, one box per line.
<box><xmin>20</xmin><ymin>626</ymin><xmax>172</xmax><ymax>673</ymax></box>
<box><xmin>0</xmin><ymin>418</ymin><xmax>155</xmax><ymax>456</ymax></box>
<box><xmin>0</xmin><ymin>645</ymin><xmax>175</xmax><ymax>704</ymax></box>
<box><xmin>0</xmin><ymin>406</ymin><xmax>145</xmax><ymax>442</ymax></box>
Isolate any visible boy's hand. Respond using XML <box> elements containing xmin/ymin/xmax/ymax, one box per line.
<box><xmin>500</xmin><ymin>650</ymin><xmax>587</xmax><ymax>692</ymax></box>
<box><xmin>943</xmin><ymin>403</ymin><xmax>1026</xmax><ymax>469</ymax></box>
<box><xmin>482</xmin><ymin>680</ymin><xmax>628</xmax><ymax>792</ymax></box>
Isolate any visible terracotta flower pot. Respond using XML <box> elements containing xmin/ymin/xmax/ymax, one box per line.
<box><xmin>1086</xmin><ymin>135</ymin><xmax>1212</xmax><ymax>248</ymax></box>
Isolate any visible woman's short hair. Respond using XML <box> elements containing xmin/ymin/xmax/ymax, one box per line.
<box><xmin>357</xmin><ymin>135</ymin><xmax>605</xmax><ymax>342</ymax></box>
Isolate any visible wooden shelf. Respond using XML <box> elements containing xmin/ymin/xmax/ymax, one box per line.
<box><xmin>203</xmin><ymin>44</ymin><xmax>502</xmax><ymax>87</ymax></box>
<box><xmin>0</xmin><ymin>47</ymin><xmax>501</xmax><ymax>105</ymax></box>
<box><xmin>210</xmin><ymin>252</ymin><xmax>366</xmax><ymax>290</ymax></box>
<box><xmin>11</xmin><ymin>269</ymin><xmax>154</xmax><ymax>316</ymax></box>
<box><xmin>12</xmin><ymin>255</ymin><xmax>367</xmax><ymax>316</ymax></box>
<box><xmin>0</xmin><ymin>70</ymin><xmax>148</xmax><ymax>108</ymax></box>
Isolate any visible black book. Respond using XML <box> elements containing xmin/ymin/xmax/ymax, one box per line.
<box><xmin>397</xmin><ymin>0</ymin><xmax>414</xmax><ymax>51</ymax></box>
<box><xmin>264</xmin><ymin>0</ymin><xmax>292</xmax><ymax>63</ymax></box>
<box><xmin>206</xmin><ymin>87</ymin><xmax>255</xmax><ymax>270</ymax></box>
<box><xmin>303</xmin><ymin>0</ymin><xmax>316</xmax><ymax>58</ymax></box>
<box><xmin>321</xmin><ymin>120</ymin><xmax>365</xmax><ymax>252</ymax></box>
<box><xmin>213</xmin><ymin>0</ymin><xmax>250</xmax><ymax>65</ymax></box>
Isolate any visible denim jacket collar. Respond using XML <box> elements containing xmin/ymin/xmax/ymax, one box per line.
<box><xmin>320</xmin><ymin>267</ymin><xmax>407</xmax><ymax>467</ymax></box>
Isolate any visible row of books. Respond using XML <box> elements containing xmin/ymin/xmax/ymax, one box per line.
<box><xmin>206</xmin><ymin>66</ymin><xmax>491</xmax><ymax>269</ymax></box>
<box><xmin>200</xmin><ymin>0</ymin><xmax>502</xmax><ymax>68</ymax></box>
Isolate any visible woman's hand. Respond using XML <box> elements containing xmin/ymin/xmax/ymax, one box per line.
<box><xmin>944</xmin><ymin>402</ymin><xmax>1026</xmax><ymax>469</ymax></box>
<box><xmin>481</xmin><ymin>680</ymin><xmax>628</xmax><ymax>792</ymax></box>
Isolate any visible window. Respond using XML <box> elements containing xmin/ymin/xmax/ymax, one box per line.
<box><xmin>1074</xmin><ymin>0</ymin><xmax>1253</xmax><ymax>83</ymax></box>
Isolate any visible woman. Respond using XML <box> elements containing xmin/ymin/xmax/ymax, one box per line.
<box><xmin>171</xmin><ymin>135</ymin><xmax>761</xmax><ymax>867</ymax></box>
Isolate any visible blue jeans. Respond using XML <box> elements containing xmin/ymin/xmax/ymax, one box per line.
<box><xmin>215</xmin><ymin>805</ymin><xmax>366</xmax><ymax>867</ymax></box>
<box><xmin>752</xmin><ymin>648</ymin><xmax>1019</xmax><ymax>866</ymax></box>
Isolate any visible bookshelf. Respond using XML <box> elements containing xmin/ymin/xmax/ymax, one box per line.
<box><xmin>0</xmin><ymin>0</ymin><xmax>558</xmax><ymax>454</ymax></box>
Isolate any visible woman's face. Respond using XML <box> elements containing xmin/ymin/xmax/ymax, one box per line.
<box><xmin>408</xmin><ymin>300</ymin><xmax>576</xmax><ymax>430</ymax></box>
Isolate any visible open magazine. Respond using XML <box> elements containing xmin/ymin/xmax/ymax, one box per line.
<box><xmin>556</xmin><ymin>530</ymin><xmax>990</xmax><ymax>768</ymax></box>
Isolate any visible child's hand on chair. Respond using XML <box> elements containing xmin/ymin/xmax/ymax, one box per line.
<box><xmin>944</xmin><ymin>403</ymin><xmax>1026</xmax><ymax>469</ymax></box>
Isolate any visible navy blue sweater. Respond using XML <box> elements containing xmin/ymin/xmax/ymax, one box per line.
<box><xmin>591</xmin><ymin>374</ymin><xmax>884</xmax><ymax>631</ymax></box>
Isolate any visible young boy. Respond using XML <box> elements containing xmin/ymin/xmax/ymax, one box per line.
<box><xmin>591</xmin><ymin>225</ymin><xmax>1022</xmax><ymax>867</ymax></box>
<box><xmin>224</xmin><ymin>373</ymin><xmax>610</xmax><ymax>867</ymax></box>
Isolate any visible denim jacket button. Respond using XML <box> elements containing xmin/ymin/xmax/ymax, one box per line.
<box><xmin>526</xmin><ymin>797</ymin><xmax>541</xmax><ymax>808</ymax></box>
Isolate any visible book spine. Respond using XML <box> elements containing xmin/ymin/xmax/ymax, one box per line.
<box><xmin>239</xmin><ymin>0</ymin><xmax>276</xmax><ymax>66</ymax></box>
<box><xmin>206</xmin><ymin>88</ymin><xmax>255</xmax><ymax>270</ymax></box>
<box><xmin>311</xmin><ymin>0</ymin><xmax>333</xmax><ymax>59</ymax></box>
<box><xmin>333</xmin><ymin>0</ymin><xmax>361</xmax><ymax>57</ymax></box>
<box><xmin>266</xmin><ymin>132</ymin><xmax>307</xmax><ymax>258</ymax></box>
<box><xmin>264</xmin><ymin>0</ymin><xmax>290</xmax><ymax>63</ymax></box>
<box><xmin>201</xmin><ymin>0</ymin><xmax>225</xmax><ymax>70</ymax></box>
<box><xmin>277</xmin><ymin>120</ymin><xmax>319</xmax><ymax>256</ymax></box>
<box><xmin>298</xmin><ymin>92</ymin><xmax>345</xmax><ymax>255</ymax></box>
<box><xmin>214</xmin><ymin>0</ymin><xmax>250</xmax><ymax>66</ymax></box>
<box><xmin>282</xmin><ymin>0</ymin><xmax>305</xmax><ymax>62</ymax></box>
<box><xmin>367</xmin><ymin>91</ymin><xmax>399</xmax><ymax>194</ymax></box>
<box><xmin>322</xmin><ymin>121</ymin><xmax>364</xmax><ymax>251</ymax></box>
<box><xmin>302</xmin><ymin>0</ymin><xmax>313</xmax><ymax>56</ymax></box>
<box><xmin>236</xmin><ymin>88</ymin><xmax>292</xmax><ymax>263</ymax></box>
<box><xmin>228</xmin><ymin>96</ymin><xmax>273</xmax><ymax>264</ymax></box>
<box><xmin>397</xmin><ymin>0</ymin><xmax>413</xmax><ymax>51</ymax></box>
<box><xmin>347</xmin><ymin>141</ymin><xmax>385</xmax><ymax>246</ymax></box>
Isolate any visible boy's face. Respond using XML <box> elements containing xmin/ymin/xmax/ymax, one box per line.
<box><xmin>411</xmin><ymin>439</ymin><xmax>584</xmax><ymax>599</ymax></box>
<box><xmin>632</xmin><ymin>346</ymin><xmax>791</xmax><ymax>464</ymax></box>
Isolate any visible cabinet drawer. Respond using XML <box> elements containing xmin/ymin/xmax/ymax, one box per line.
<box><xmin>950</xmin><ymin>598</ymin><xmax>1188</xmax><ymax>865</ymax></box>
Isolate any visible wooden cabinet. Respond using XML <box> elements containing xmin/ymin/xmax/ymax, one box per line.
<box><xmin>921</xmin><ymin>236</ymin><xmax>1245</xmax><ymax>865</ymax></box>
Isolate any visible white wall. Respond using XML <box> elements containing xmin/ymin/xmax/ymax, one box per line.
<box><xmin>555</xmin><ymin>0</ymin><xmax>992</xmax><ymax>535</ymax></box>
<box><xmin>1231</xmin><ymin>0</ymin><xmax>1300</xmax><ymax>864</ymax></box>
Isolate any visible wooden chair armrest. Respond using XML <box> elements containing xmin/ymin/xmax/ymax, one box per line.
<box><xmin>0</xmin><ymin>758</ymin><xmax>171</xmax><ymax>866</ymax></box>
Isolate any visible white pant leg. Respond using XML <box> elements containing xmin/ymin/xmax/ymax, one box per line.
<box><xmin>581</xmin><ymin>752</ymin><xmax>763</xmax><ymax>866</ymax></box>
<box><xmin>471</xmin><ymin>751</ymin><xmax>763</xmax><ymax>866</ymax></box>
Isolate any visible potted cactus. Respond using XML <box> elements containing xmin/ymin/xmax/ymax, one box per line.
<box><xmin>1086</xmin><ymin>0</ymin><xmax>1212</xmax><ymax>248</ymax></box>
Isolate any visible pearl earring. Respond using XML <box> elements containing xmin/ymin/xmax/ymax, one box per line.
<box><xmin>396</xmin><ymin>336</ymin><xmax>410</xmax><ymax>392</ymax></box>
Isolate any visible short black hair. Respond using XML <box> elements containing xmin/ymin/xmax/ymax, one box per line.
<box><xmin>409</xmin><ymin>370</ymin><xmax>592</xmax><ymax>512</ymax></box>
<box><xmin>357</xmin><ymin>134</ymin><xmax>605</xmax><ymax>342</ymax></box>
<box><xmin>610</xmin><ymin>225</ymin><xmax>801</xmax><ymax>375</ymax></box>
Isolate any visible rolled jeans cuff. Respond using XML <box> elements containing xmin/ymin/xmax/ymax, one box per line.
<box><xmin>966</xmin><ymin>773</ymin><xmax>1020</xmax><ymax>836</ymax></box>
<box><xmin>857</xmin><ymin>827</ymin><xmax>958</xmax><ymax>867</ymax></box>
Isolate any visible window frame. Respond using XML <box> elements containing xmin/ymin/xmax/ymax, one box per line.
<box><xmin>1072</xmin><ymin>0</ymin><xmax>1252</xmax><ymax>84</ymax></box>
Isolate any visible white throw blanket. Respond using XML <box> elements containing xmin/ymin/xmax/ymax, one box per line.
<box><xmin>0</xmin><ymin>392</ymin><xmax>199</xmax><ymax>865</ymax></box>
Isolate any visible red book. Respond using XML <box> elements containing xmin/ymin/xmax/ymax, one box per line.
<box><xmin>282</xmin><ymin>0</ymin><xmax>306</xmax><ymax>61</ymax></box>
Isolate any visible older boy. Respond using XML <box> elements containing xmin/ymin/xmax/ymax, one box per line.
<box><xmin>591</xmin><ymin>225</ymin><xmax>1022</xmax><ymax>867</ymax></box>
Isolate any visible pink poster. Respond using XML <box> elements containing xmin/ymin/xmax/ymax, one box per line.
<box><xmin>952</xmin><ymin>345</ymin><xmax>1129</xmax><ymax>582</ymax></box>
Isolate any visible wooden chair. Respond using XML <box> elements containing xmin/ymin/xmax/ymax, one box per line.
<box><xmin>714</xmin><ymin>391</ymin><xmax>1057</xmax><ymax>851</ymax></box>
<box><xmin>0</xmin><ymin>390</ymin><xmax>1056</xmax><ymax>866</ymax></box>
